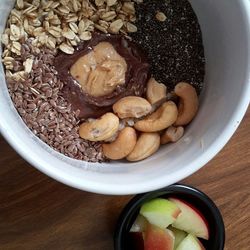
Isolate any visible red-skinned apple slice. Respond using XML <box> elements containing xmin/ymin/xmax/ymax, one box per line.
<box><xmin>169</xmin><ymin>198</ymin><xmax>209</xmax><ymax>240</ymax></box>
<box><xmin>144</xmin><ymin>224</ymin><xmax>175</xmax><ymax>250</ymax></box>
<box><xmin>176</xmin><ymin>234</ymin><xmax>205</xmax><ymax>250</ymax></box>
<box><xmin>140</xmin><ymin>198</ymin><xmax>181</xmax><ymax>229</ymax></box>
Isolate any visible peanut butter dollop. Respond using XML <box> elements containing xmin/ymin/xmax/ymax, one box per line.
<box><xmin>55</xmin><ymin>33</ymin><xmax>150</xmax><ymax>119</ymax></box>
<box><xmin>70</xmin><ymin>42</ymin><xmax>127</xmax><ymax>97</ymax></box>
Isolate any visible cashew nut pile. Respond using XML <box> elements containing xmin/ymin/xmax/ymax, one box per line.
<box><xmin>79</xmin><ymin>79</ymin><xmax>199</xmax><ymax>162</ymax></box>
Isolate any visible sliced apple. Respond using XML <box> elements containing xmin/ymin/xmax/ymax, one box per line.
<box><xmin>140</xmin><ymin>198</ymin><xmax>181</xmax><ymax>229</ymax></box>
<box><xmin>176</xmin><ymin>234</ymin><xmax>205</xmax><ymax>250</ymax></box>
<box><xmin>144</xmin><ymin>224</ymin><xmax>175</xmax><ymax>250</ymax></box>
<box><xmin>168</xmin><ymin>226</ymin><xmax>187</xmax><ymax>249</ymax></box>
<box><xmin>169</xmin><ymin>198</ymin><xmax>209</xmax><ymax>240</ymax></box>
<box><xmin>130</xmin><ymin>214</ymin><xmax>148</xmax><ymax>232</ymax></box>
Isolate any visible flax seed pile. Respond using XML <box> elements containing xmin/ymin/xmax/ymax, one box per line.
<box><xmin>1</xmin><ymin>0</ymin><xmax>205</xmax><ymax>162</ymax></box>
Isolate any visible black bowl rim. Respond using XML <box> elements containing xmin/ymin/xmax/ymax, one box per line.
<box><xmin>114</xmin><ymin>183</ymin><xmax>225</xmax><ymax>250</ymax></box>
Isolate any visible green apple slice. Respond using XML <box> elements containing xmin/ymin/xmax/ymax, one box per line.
<box><xmin>176</xmin><ymin>234</ymin><xmax>205</xmax><ymax>250</ymax></box>
<box><xmin>140</xmin><ymin>198</ymin><xmax>181</xmax><ymax>229</ymax></box>
<box><xmin>168</xmin><ymin>226</ymin><xmax>187</xmax><ymax>249</ymax></box>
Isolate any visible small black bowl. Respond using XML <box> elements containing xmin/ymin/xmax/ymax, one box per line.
<box><xmin>114</xmin><ymin>184</ymin><xmax>225</xmax><ymax>250</ymax></box>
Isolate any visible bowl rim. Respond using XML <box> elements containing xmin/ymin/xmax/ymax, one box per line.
<box><xmin>0</xmin><ymin>0</ymin><xmax>250</xmax><ymax>195</ymax></box>
<box><xmin>114</xmin><ymin>184</ymin><xmax>225</xmax><ymax>250</ymax></box>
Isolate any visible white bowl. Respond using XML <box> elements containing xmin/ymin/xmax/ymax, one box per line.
<box><xmin>0</xmin><ymin>0</ymin><xmax>250</xmax><ymax>195</ymax></box>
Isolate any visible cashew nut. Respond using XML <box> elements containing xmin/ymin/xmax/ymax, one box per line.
<box><xmin>127</xmin><ymin>132</ymin><xmax>160</xmax><ymax>161</ymax></box>
<box><xmin>134</xmin><ymin>101</ymin><xmax>178</xmax><ymax>132</ymax></box>
<box><xmin>102</xmin><ymin>127</ymin><xmax>137</xmax><ymax>160</ymax></box>
<box><xmin>113</xmin><ymin>96</ymin><xmax>152</xmax><ymax>119</ymax></box>
<box><xmin>160</xmin><ymin>126</ymin><xmax>184</xmax><ymax>144</ymax></box>
<box><xmin>146</xmin><ymin>78</ymin><xmax>167</xmax><ymax>104</ymax></box>
<box><xmin>79</xmin><ymin>112</ymin><xmax>119</xmax><ymax>141</ymax></box>
<box><xmin>175</xmin><ymin>82</ymin><xmax>199</xmax><ymax>126</ymax></box>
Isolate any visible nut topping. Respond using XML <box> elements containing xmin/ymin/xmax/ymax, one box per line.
<box><xmin>113</xmin><ymin>96</ymin><xmax>152</xmax><ymax>119</ymax></box>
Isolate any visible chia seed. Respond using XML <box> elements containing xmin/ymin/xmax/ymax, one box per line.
<box><xmin>131</xmin><ymin>0</ymin><xmax>205</xmax><ymax>93</ymax></box>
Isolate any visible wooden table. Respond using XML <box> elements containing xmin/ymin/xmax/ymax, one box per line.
<box><xmin>0</xmin><ymin>108</ymin><xmax>249</xmax><ymax>250</ymax></box>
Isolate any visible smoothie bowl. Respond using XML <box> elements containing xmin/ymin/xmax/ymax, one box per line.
<box><xmin>0</xmin><ymin>0</ymin><xmax>249</xmax><ymax>194</ymax></box>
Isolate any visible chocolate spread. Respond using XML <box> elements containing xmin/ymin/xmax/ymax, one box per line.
<box><xmin>55</xmin><ymin>33</ymin><xmax>150</xmax><ymax>119</ymax></box>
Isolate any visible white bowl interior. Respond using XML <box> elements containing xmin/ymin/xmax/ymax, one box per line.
<box><xmin>0</xmin><ymin>0</ymin><xmax>250</xmax><ymax>194</ymax></box>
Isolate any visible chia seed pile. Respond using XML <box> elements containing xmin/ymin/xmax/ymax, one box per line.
<box><xmin>131</xmin><ymin>0</ymin><xmax>205</xmax><ymax>93</ymax></box>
